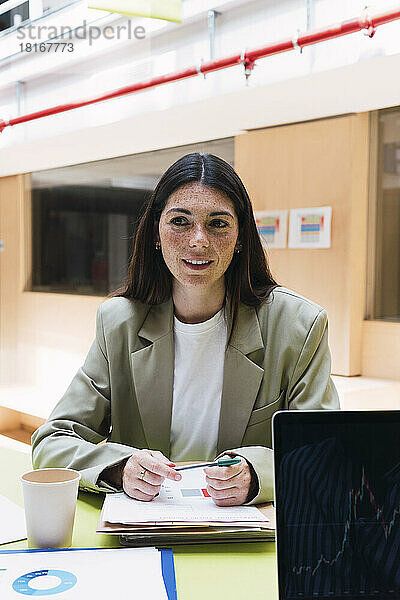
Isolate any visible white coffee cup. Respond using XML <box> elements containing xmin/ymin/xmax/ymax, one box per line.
<box><xmin>21</xmin><ymin>468</ymin><xmax>81</xmax><ymax>549</ymax></box>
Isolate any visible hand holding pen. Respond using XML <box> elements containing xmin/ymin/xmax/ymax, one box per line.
<box><xmin>203</xmin><ymin>455</ymin><xmax>253</xmax><ymax>507</ymax></box>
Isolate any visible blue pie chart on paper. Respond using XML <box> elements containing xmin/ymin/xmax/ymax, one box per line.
<box><xmin>12</xmin><ymin>570</ymin><xmax>77</xmax><ymax>596</ymax></box>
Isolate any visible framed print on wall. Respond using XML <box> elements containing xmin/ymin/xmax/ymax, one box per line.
<box><xmin>288</xmin><ymin>206</ymin><xmax>332</xmax><ymax>249</ymax></box>
<box><xmin>255</xmin><ymin>210</ymin><xmax>288</xmax><ymax>249</ymax></box>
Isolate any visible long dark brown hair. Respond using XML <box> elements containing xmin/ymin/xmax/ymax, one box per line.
<box><xmin>113</xmin><ymin>152</ymin><xmax>278</xmax><ymax>339</ymax></box>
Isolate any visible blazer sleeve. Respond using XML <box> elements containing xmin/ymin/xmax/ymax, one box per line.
<box><xmin>223</xmin><ymin>309</ymin><xmax>340</xmax><ymax>505</ymax></box>
<box><xmin>286</xmin><ymin>309</ymin><xmax>339</xmax><ymax>411</ymax></box>
<box><xmin>31</xmin><ymin>304</ymin><xmax>135</xmax><ymax>493</ymax></box>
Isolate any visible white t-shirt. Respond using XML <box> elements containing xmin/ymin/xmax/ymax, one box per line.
<box><xmin>169</xmin><ymin>308</ymin><xmax>227</xmax><ymax>462</ymax></box>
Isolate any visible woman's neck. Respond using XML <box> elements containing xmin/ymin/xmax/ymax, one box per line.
<box><xmin>172</xmin><ymin>281</ymin><xmax>225</xmax><ymax>324</ymax></box>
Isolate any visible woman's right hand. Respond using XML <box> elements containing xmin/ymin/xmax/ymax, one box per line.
<box><xmin>122</xmin><ymin>449</ymin><xmax>181</xmax><ymax>501</ymax></box>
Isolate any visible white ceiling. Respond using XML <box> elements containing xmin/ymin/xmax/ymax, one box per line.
<box><xmin>1</xmin><ymin>51</ymin><xmax>400</xmax><ymax>177</ymax></box>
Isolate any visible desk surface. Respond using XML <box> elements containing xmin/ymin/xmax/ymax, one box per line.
<box><xmin>1</xmin><ymin>446</ymin><xmax>278</xmax><ymax>600</ymax></box>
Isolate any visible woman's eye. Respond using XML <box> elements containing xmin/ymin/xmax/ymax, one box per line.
<box><xmin>210</xmin><ymin>219</ymin><xmax>228</xmax><ymax>228</ymax></box>
<box><xmin>170</xmin><ymin>216</ymin><xmax>189</xmax><ymax>226</ymax></box>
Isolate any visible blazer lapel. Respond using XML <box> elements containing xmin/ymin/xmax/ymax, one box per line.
<box><xmin>217</xmin><ymin>303</ymin><xmax>264</xmax><ymax>454</ymax></box>
<box><xmin>131</xmin><ymin>300</ymin><xmax>174</xmax><ymax>457</ymax></box>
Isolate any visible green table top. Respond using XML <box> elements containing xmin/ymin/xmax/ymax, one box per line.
<box><xmin>0</xmin><ymin>446</ymin><xmax>278</xmax><ymax>599</ymax></box>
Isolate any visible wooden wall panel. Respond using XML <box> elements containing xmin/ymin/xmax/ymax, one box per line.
<box><xmin>0</xmin><ymin>175</ymin><xmax>102</xmax><ymax>402</ymax></box>
<box><xmin>235</xmin><ymin>114</ymin><xmax>370</xmax><ymax>375</ymax></box>
<box><xmin>362</xmin><ymin>321</ymin><xmax>400</xmax><ymax>380</ymax></box>
<box><xmin>0</xmin><ymin>175</ymin><xmax>24</xmax><ymax>385</ymax></box>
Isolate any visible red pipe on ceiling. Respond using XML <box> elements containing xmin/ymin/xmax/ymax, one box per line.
<box><xmin>1</xmin><ymin>6</ymin><xmax>400</xmax><ymax>133</ymax></box>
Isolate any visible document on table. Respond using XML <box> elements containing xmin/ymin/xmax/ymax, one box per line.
<box><xmin>0</xmin><ymin>548</ymin><xmax>169</xmax><ymax>600</ymax></box>
<box><xmin>102</xmin><ymin>467</ymin><xmax>269</xmax><ymax>524</ymax></box>
<box><xmin>0</xmin><ymin>495</ymin><xmax>26</xmax><ymax>545</ymax></box>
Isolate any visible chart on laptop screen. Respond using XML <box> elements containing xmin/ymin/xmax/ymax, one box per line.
<box><xmin>273</xmin><ymin>411</ymin><xmax>400</xmax><ymax>600</ymax></box>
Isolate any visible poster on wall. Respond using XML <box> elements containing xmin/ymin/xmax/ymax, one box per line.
<box><xmin>288</xmin><ymin>206</ymin><xmax>332</xmax><ymax>249</ymax></box>
<box><xmin>255</xmin><ymin>210</ymin><xmax>288</xmax><ymax>249</ymax></box>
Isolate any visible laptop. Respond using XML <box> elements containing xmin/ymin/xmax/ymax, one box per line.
<box><xmin>273</xmin><ymin>410</ymin><xmax>400</xmax><ymax>600</ymax></box>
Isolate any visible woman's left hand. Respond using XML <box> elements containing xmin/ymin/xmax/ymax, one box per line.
<box><xmin>204</xmin><ymin>456</ymin><xmax>251</xmax><ymax>506</ymax></box>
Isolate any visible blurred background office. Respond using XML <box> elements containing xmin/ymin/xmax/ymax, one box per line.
<box><xmin>0</xmin><ymin>0</ymin><xmax>399</xmax><ymax>447</ymax></box>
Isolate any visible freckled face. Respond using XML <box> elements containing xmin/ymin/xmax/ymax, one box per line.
<box><xmin>158</xmin><ymin>183</ymin><xmax>240</xmax><ymax>291</ymax></box>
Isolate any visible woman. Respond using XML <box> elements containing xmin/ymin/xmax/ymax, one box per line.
<box><xmin>32</xmin><ymin>152</ymin><xmax>339</xmax><ymax>506</ymax></box>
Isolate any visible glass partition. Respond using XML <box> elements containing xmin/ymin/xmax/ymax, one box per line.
<box><xmin>30</xmin><ymin>138</ymin><xmax>234</xmax><ymax>296</ymax></box>
<box><xmin>370</xmin><ymin>107</ymin><xmax>400</xmax><ymax>321</ymax></box>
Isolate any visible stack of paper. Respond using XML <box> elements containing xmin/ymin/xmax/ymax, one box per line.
<box><xmin>97</xmin><ymin>468</ymin><xmax>275</xmax><ymax>545</ymax></box>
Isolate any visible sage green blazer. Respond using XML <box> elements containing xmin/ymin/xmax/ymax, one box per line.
<box><xmin>31</xmin><ymin>287</ymin><xmax>339</xmax><ymax>504</ymax></box>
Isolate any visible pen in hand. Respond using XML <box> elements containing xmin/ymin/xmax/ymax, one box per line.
<box><xmin>175</xmin><ymin>458</ymin><xmax>241</xmax><ymax>471</ymax></box>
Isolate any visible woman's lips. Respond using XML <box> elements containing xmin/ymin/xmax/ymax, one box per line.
<box><xmin>182</xmin><ymin>259</ymin><xmax>213</xmax><ymax>271</ymax></box>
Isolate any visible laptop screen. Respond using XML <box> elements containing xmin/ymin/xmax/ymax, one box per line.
<box><xmin>273</xmin><ymin>410</ymin><xmax>400</xmax><ymax>600</ymax></box>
